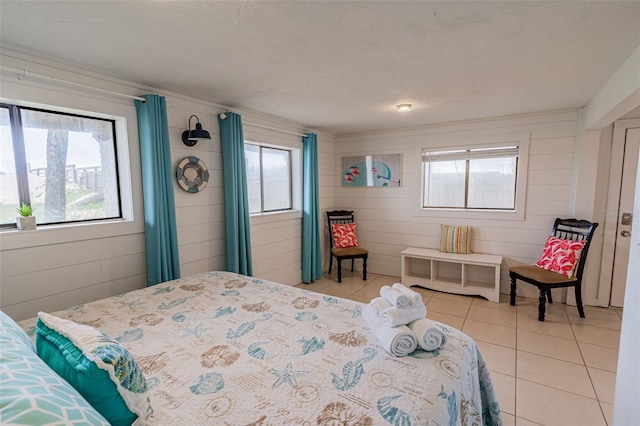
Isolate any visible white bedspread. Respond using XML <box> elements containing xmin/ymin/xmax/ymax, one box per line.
<box><xmin>20</xmin><ymin>271</ymin><xmax>502</xmax><ymax>425</ymax></box>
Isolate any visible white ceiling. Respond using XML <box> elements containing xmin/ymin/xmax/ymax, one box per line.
<box><xmin>1</xmin><ymin>1</ymin><xmax>639</xmax><ymax>135</ymax></box>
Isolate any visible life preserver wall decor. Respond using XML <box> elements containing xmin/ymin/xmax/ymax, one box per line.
<box><xmin>177</xmin><ymin>156</ymin><xmax>209</xmax><ymax>193</ymax></box>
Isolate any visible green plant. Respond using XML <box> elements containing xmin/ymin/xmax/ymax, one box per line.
<box><xmin>16</xmin><ymin>202</ymin><xmax>33</xmax><ymax>217</ymax></box>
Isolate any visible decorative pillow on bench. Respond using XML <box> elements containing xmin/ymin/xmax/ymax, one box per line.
<box><xmin>35</xmin><ymin>312</ymin><xmax>153</xmax><ymax>426</ymax></box>
<box><xmin>439</xmin><ymin>224</ymin><xmax>472</xmax><ymax>254</ymax></box>
<box><xmin>0</xmin><ymin>310</ymin><xmax>109</xmax><ymax>425</ymax></box>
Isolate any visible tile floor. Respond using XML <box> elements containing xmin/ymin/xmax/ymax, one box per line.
<box><xmin>296</xmin><ymin>271</ymin><xmax>622</xmax><ymax>426</ymax></box>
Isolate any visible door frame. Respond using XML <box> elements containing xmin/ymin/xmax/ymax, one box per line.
<box><xmin>598</xmin><ymin>118</ymin><xmax>640</xmax><ymax>306</ymax></box>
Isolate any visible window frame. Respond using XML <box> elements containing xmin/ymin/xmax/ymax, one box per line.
<box><xmin>1</xmin><ymin>102</ymin><xmax>123</xmax><ymax>227</ymax></box>
<box><xmin>0</xmin><ymin>87</ymin><xmax>140</xmax><ymax>251</ymax></box>
<box><xmin>422</xmin><ymin>145</ymin><xmax>519</xmax><ymax>210</ymax></box>
<box><xmin>418</xmin><ymin>133</ymin><xmax>529</xmax><ymax>221</ymax></box>
<box><xmin>244</xmin><ymin>141</ymin><xmax>296</xmax><ymax>216</ymax></box>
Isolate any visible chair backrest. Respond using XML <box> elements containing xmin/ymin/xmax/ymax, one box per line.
<box><xmin>551</xmin><ymin>218</ymin><xmax>599</xmax><ymax>280</ymax></box>
<box><xmin>326</xmin><ymin>210</ymin><xmax>355</xmax><ymax>249</ymax></box>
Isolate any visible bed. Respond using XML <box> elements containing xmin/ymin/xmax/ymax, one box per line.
<box><xmin>13</xmin><ymin>271</ymin><xmax>502</xmax><ymax>425</ymax></box>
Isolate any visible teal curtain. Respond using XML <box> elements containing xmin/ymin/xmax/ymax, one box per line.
<box><xmin>218</xmin><ymin>112</ymin><xmax>253</xmax><ymax>276</ymax></box>
<box><xmin>135</xmin><ymin>94</ymin><xmax>180</xmax><ymax>286</ymax></box>
<box><xmin>302</xmin><ymin>133</ymin><xmax>323</xmax><ymax>283</ymax></box>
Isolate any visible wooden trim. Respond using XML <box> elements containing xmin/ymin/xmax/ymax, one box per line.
<box><xmin>598</xmin><ymin>118</ymin><xmax>640</xmax><ymax>306</ymax></box>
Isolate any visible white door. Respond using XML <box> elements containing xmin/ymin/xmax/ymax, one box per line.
<box><xmin>610</xmin><ymin>128</ymin><xmax>640</xmax><ymax>307</ymax></box>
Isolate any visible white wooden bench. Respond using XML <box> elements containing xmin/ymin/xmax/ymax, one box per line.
<box><xmin>400</xmin><ymin>247</ymin><xmax>503</xmax><ymax>302</ymax></box>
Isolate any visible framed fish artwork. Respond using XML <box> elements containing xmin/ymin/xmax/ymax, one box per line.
<box><xmin>341</xmin><ymin>154</ymin><xmax>402</xmax><ymax>187</ymax></box>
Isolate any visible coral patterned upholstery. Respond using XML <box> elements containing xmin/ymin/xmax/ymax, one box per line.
<box><xmin>331</xmin><ymin>223</ymin><xmax>359</xmax><ymax>248</ymax></box>
<box><xmin>535</xmin><ymin>236</ymin><xmax>586</xmax><ymax>278</ymax></box>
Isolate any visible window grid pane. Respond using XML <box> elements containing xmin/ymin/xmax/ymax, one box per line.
<box><xmin>467</xmin><ymin>157</ymin><xmax>517</xmax><ymax>209</ymax></box>
<box><xmin>244</xmin><ymin>144</ymin><xmax>261</xmax><ymax>214</ymax></box>
<box><xmin>261</xmin><ymin>147</ymin><xmax>291</xmax><ymax>212</ymax></box>
<box><xmin>0</xmin><ymin>107</ymin><xmax>19</xmax><ymax>225</ymax></box>
<box><xmin>244</xmin><ymin>143</ymin><xmax>293</xmax><ymax>214</ymax></box>
<box><xmin>424</xmin><ymin>160</ymin><xmax>466</xmax><ymax>207</ymax></box>
<box><xmin>20</xmin><ymin>109</ymin><xmax>120</xmax><ymax>224</ymax></box>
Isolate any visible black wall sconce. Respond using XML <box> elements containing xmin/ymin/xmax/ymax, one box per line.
<box><xmin>182</xmin><ymin>115</ymin><xmax>211</xmax><ymax>147</ymax></box>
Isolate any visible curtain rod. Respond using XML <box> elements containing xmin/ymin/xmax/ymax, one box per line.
<box><xmin>242</xmin><ymin>120</ymin><xmax>308</xmax><ymax>137</ymax></box>
<box><xmin>1</xmin><ymin>66</ymin><xmax>147</xmax><ymax>102</ymax></box>
<box><xmin>2</xmin><ymin>66</ymin><xmax>313</xmax><ymax>137</ymax></box>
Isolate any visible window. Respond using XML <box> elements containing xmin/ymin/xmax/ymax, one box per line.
<box><xmin>422</xmin><ymin>145</ymin><xmax>519</xmax><ymax>210</ymax></box>
<box><xmin>244</xmin><ymin>143</ymin><xmax>292</xmax><ymax>214</ymax></box>
<box><xmin>0</xmin><ymin>103</ymin><xmax>121</xmax><ymax>226</ymax></box>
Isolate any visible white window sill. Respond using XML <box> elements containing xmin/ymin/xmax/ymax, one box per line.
<box><xmin>249</xmin><ymin>210</ymin><xmax>302</xmax><ymax>225</ymax></box>
<box><xmin>0</xmin><ymin>218</ymin><xmax>143</xmax><ymax>251</ymax></box>
<box><xmin>415</xmin><ymin>207</ymin><xmax>524</xmax><ymax>221</ymax></box>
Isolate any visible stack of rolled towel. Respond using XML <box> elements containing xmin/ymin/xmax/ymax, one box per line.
<box><xmin>362</xmin><ymin>283</ymin><xmax>448</xmax><ymax>357</ymax></box>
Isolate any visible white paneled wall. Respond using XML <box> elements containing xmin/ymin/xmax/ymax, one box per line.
<box><xmin>0</xmin><ymin>53</ymin><xmax>148</xmax><ymax>321</ymax></box>
<box><xmin>0</xmin><ymin>234</ymin><xmax>147</xmax><ymax>320</ymax></box>
<box><xmin>165</xmin><ymin>100</ymin><xmax>227</xmax><ymax>278</ymax></box>
<box><xmin>0</xmin><ymin>52</ymin><xmax>335</xmax><ymax>320</ymax></box>
<box><xmin>334</xmin><ymin>110</ymin><xmax>582</xmax><ymax>299</ymax></box>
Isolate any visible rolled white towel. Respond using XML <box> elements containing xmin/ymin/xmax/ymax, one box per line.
<box><xmin>379</xmin><ymin>302</ymin><xmax>427</xmax><ymax>328</ymax></box>
<box><xmin>380</xmin><ymin>285</ymin><xmax>410</xmax><ymax>307</ymax></box>
<box><xmin>370</xmin><ymin>297</ymin><xmax>392</xmax><ymax>314</ymax></box>
<box><xmin>408</xmin><ymin>318</ymin><xmax>448</xmax><ymax>351</ymax></box>
<box><xmin>392</xmin><ymin>283</ymin><xmax>422</xmax><ymax>305</ymax></box>
<box><xmin>362</xmin><ymin>303</ymin><xmax>417</xmax><ymax>357</ymax></box>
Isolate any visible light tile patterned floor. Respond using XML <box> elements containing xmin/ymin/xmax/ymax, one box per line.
<box><xmin>296</xmin><ymin>272</ymin><xmax>622</xmax><ymax>426</ymax></box>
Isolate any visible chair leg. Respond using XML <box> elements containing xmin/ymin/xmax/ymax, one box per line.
<box><xmin>575</xmin><ymin>284</ymin><xmax>586</xmax><ymax>318</ymax></box>
<box><xmin>509</xmin><ymin>277</ymin><xmax>517</xmax><ymax>306</ymax></box>
<box><xmin>362</xmin><ymin>257</ymin><xmax>367</xmax><ymax>281</ymax></box>
<box><xmin>351</xmin><ymin>259</ymin><xmax>355</xmax><ymax>272</ymax></box>
<box><xmin>547</xmin><ymin>289</ymin><xmax>553</xmax><ymax>304</ymax></box>
<box><xmin>538</xmin><ymin>288</ymin><xmax>547</xmax><ymax>322</ymax></box>
<box><xmin>337</xmin><ymin>259</ymin><xmax>343</xmax><ymax>283</ymax></box>
<box><xmin>328</xmin><ymin>254</ymin><xmax>333</xmax><ymax>274</ymax></box>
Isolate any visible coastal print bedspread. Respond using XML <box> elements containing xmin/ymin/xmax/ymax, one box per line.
<box><xmin>20</xmin><ymin>271</ymin><xmax>502</xmax><ymax>425</ymax></box>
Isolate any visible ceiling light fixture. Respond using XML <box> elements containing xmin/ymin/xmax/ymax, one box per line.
<box><xmin>396</xmin><ymin>104</ymin><xmax>412</xmax><ymax>112</ymax></box>
<box><xmin>181</xmin><ymin>115</ymin><xmax>211</xmax><ymax>147</ymax></box>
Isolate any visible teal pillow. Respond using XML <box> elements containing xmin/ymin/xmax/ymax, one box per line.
<box><xmin>0</xmin><ymin>310</ymin><xmax>109</xmax><ymax>425</ymax></box>
<box><xmin>35</xmin><ymin>312</ymin><xmax>152</xmax><ymax>426</ymax></box>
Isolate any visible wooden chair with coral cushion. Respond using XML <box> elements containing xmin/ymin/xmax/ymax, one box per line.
<box><xmin>509</xmin><ymin>218</ymin><xmax>598</xmax><ymax>321</ymax></box>
<box><xmin>326</xmin><ymin>210</ymin><xmax>368</xmax><ymax>283</ymax></box>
